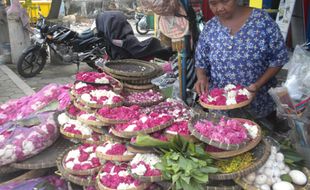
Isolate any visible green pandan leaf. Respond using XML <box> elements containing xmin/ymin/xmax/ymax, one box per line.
<box><xmin>134</xmin><ymin>135</ymin><xmax>171</xmax><ymax>147</ymax></box>
<box><xmin>281</xmin><ymin>174</ymin><xmax>293</xmax><ymax>182</ymax></box>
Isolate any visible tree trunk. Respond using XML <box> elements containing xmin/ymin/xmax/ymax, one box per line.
<box><xmin>47</xmin><ymin>0</ymin><xmax>62</xmax><ymax>19</ymax></box>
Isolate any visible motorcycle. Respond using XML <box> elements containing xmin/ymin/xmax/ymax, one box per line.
<box><xmin>135</xmin><ymin>12</ymin><xmax>152</xmax><ymax>35</ymax></box>
<box><xmin>17</xmin><ymin>14</ymin><xmax>106</xmax><ymax>78</ymax></box>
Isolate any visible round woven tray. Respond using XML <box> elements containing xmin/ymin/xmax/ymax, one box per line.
<box><xmin>103</xmin><ymin>59</ymin><xmax>158</xmax><ymax>77</ymax></box>
<box><xmin>205</xmin><ymin>180</ymin><xmax>242</xmax><ymax>190</ymax></box>
<box><xmin>209</xmin><ymin>139</ymin><xmax>271</xmax><ymax>181</ymax></box>
<box><xmin>123</xmin><ymin>83</ymin><xmax>155</xmax><ymax>90</ymax></box>
<box><xmin>127</xmin><ymin>144</ymin><xmax>155</xmax><ymax>154</ymax></box>
<box><xmin>188</xmin><ymin>116</ymin><xmax>251</xmax><ymax>150</ymax></box>
<box><xmin>134</xmin><ymin>175</ymin><xmax>164</xmax><ymax>183</ymax></box>
<box><xmin>60</xmin><ymin>126</ymin><xmax>92</xmax><ymax>140</ymax></box>
<box><xmin>11</xmin><ymin>137</ymin><xmax>74</xmax><ymax>169</ymax></box>
<box><xmin>61</xmin><ymin>147</ymin><xmax>101</xmax><ymax>176</ymax></box>
<box><xmin>96</xmin><ymin>151</ymin><xmax>135</xmax><ymax>162</ymax></box>
<box><xmin>96</xmin><ymin>113</ymin><xmax>129</xmax><ymax>125</ymax></box>
<box><xmin>73</xmin><ymin>100</ymin><xmax>97</xmax><ymax>113</ymax></box>
<box><xmin>79</xmin><ymin>97</ymin><xmax>124</xmax><ymax>109</ymax></box>
<box><xmin>77</xmin><ymin>115</ymin><xmax>105</xmax><ymax>127</ymax></box>
<box><xmin>199</xmin><ymin>96</ymin><xmax>253</xmax><ymax>110</ymax></box>
<box><xmin>110</xmin><ymin>119</ymin><xmax>173</xmax><ymax>138</ymax></box>
<box><xmin>56</xmin><ymin>152</ymin><xmax>95</xmax><ymax>186</ymax></box>
<box><xmin>207</xmin><ymin>120</ymin><xmax>262</xmax><ymax>159</ymax></box>
<box><xmin>123</xmin><ymin>91</ymin><xmax>165</xmax><ymax>107</ymax></box>
<box><xmin>75</xmin><ymin>78</ymin><xmax>123</xmax><ymax>94</ymax></box>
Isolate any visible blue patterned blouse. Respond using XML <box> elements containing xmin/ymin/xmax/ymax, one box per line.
<box><xmin>195</xmin><ymin>9</ymin><xmax>289</xmax><ymax>118</ymax></box>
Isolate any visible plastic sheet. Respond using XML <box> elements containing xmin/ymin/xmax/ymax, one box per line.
<box><xmin>0</xmin><ymin>111</ymin><xmax>59</xmax><ymax>166</ymax></box>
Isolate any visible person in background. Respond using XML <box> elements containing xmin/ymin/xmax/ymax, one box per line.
<box><xmin>194</xmin><ymin>0</ymin><xmax>289</xmax><ymax>129</ymax></box>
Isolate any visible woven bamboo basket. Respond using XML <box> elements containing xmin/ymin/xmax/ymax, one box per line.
<box><xmin>60</xmin><ymin>126</ymin><xmax>92</xmax><ymax>140</ymax></box>
<box><xmin>235</xmin><ymin>167</ymin><xmax>310</xmax><ymax>190</ymax></box>
<box><xmin>103</xmin><ymin>59</ymin><xmax>158</xmax><ymax>77</ymax></box>
<box><xmin>134</xmin><ymin>174</ymin><xmax>165</xmax><ymax>183</ymax></box>
<box><xmin>11</xmin><ymin>137</ymin><xmax>74</xmax><ymax>169</ymax></box>
<box><xmin>56</xmin><ymin>152</ymin><xmax>95</xmax><ymax>186</ymax></box>
<box><xmin>65</xmin><ymin>106</ymin><xmax>79</xmax><ymax>120</ymax></box>
<box><xmin>188</xmin><ymin>115</ymin><xmax>251</xmax><ymax>150</ymax></box>
<box><xmin>199</xmin><ymin>96</ymin><xmax>253</xmax><ymax>110</ymax></box>
<box><xmin>96</xmin><ymin>113</ymin><xmax>130</xmax><ymax>125</ymax></box>
<box><xmin>88</xmin><ymin>126</ymin><xmax>107</xmax><ymax>135</ymax></box>
<box><xmin>207</xmin><ymin>120</ymin><xmax>262</xmax><ymax>159</ymax></box>
<box><xmin>205</xmin><ymin>180</ymin><xmax>242</xmax><ymax>190</ymax></box>
<box><xmin>123</xmin><ymin>83</ymin><xmax>155</xmax><ymax>90</ymax></box>
<box><xmin>110</xmin><ymin>119</ymin><xmax>173</xmax><ymax>138</ymax></box>
<box><xmin>127</xmin><ymin>144</ymin><xmax>155</xmax><ymax>154</ymax></box>
<box><xmin>96</xmin><ymin>151</ymin><xmax>135</xmax><ymax>162</ymax></box>
<box><xmin>73</xmin><ymin>100</ymin><xmax>97</xmax><ymax>113</ymax></box>
<box><xmin>96</xmin><ymin>165</ymin><xmax>150</xmax><ymax>190</ymax></box>
<box><xmin>69</xmin><ymin>91</ymin><xmax>76</xmax><ymax>101</ymax></box>
<box><xmin>61</xmin><ymin>147</ymin><xmax>102</xmax><ymax>176</ymax></box>
<box><xmin>79</xmin><ymin>97</ymin><xmax>124</xmax><ymax>109</ymax></box>
<box><xmin>102</xmin><ymin>132</ymin><xmax>128</xmax><ymax>143</ymax></box>
<box><xmin>77</xmin><ymin>115</ymin><xmax>105</xmax><ymax>127</ymax></box>
<box><xmin>209</xmin><ymin>139</ymin><xmax>271</xmax><ymax>181</ymax></box>
<box><xmin>75</xmin><ymin>77</ymin><xmax>123</xmax><ymax>94</ymax></box>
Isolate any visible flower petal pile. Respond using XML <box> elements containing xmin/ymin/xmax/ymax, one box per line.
<box><xmin>64</xmin><ymin>144</ymin><xmax>101</xmax><ymax>171</ymax></box>
<box><xmin>166</xmin><ymin>121</ymin><xmax>190</xmax><ymax>136</ymax></box>
<box><xmin>200</xmin><ymin>84</ymin><xmax>251</xmax><ymax>106</ymax></box>
<box><xmin>130</xmin><ymin>153</ymin><xmax>161</xmax><ymax>176</ymax></box>
<box><xmin>76</xmin><ymin>72</ymin><xmax>121</xmax><ymax>90</ymax></box>
<box><xmin>80</xmin><ymin>89</ymin><xmax>123</xmax><ymax>105</ymax></box>
<box><xmin>114</xmin><ymin>112</ymin><xmax>172</xmax><ymax>132</ymax></box>
<box><xmin>99</xmin><ymin>161</ymin><xmax>140</xmax><ymax>189</ymax></box>
<box><xmin>194</xmin><ymin>117</ymin><xmax>249</xmax><ymax>145</ymax></box>
<box><xmin>66</xmin><ymin>104</ymin><xmax>81</xmax><ymax>118</ymax></box>
<box><xmin>97</xmin><ymin>105</ymin><xmax>140</xmax><ymax>121</ymax></box>
<box><xmin>73</xmin><ymin>82</ymin><xmax>112</xmax><ymax>95</ymax></box>
<box><xmin>97</xmin><ymin>141</ymin><xmax>134</xmax><ymax>156</ymax></box>
<box><xmin>124</xmin><ymin>90</ymin><xmax>164</xmax><ymax>104</ymax></box>
<box><xmin>58</xmin><ymin>113</ymin><xmax>93</xmax><ymax>136</ymax></box>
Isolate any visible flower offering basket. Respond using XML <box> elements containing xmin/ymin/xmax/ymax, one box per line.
<box><xmin>96</xmin><ymin>114</ymin><xmax>130</xmax><ymax>125</ymax></box>
<box><xmin>77</xmin><ymin>115</ymin><xmax>105</xmax><ymax>127</ymax></box>
<box><xmin>73</xmin><ymin>100</ymin><xmax>97</xmax><ymax>113</ymax></box>
<box><xmin>123</xmin><ymin>83</ymin><xmax>155</xmax><ymax>91</ymax></box>
<box><xmin>199</xmin><ymin>96</ymin><xmax>253</xmax><ymax>110</ymax></box>
<box><xmin>208</xmin><ymin>139</ymin><xmax>271</xmax><ymax>181</ymax></box>
<box><xmin>110</xmin><ymin>119</ymin><xmax>174</xmax><ymax>138</ymax></box>
<box><xmin>96</xmin><ymin>150</ymin><xmax>135</xmax><ymax>162</ymax></box>
<box><xmin>123</xmin><ymin>90</ymin><xmax>166</xmax><ymax>107</ymax></box>
<box><xmin>78</xmin><ymin>98</ymin><xmax>124</xmax><ymax>109</ymax></box>
<box><xmin>56</xmin><ymin>151</ymin><xmax>95</xmax><ymax>186</ymax></box>
<box><xmin>96</xmin><ymin>167</ymin><xmax>150</xmax><ymax>190</ymax></box>
<box><xmin>76</xmin><ymin>78</ymin><xmax>123</xmax><ymax>94</ymax></box>
<box><xmin>127</xmin><ymin>143</ymin><xmax>155</xmax><ymax>154</ymax></box>
<box><xmin>60</xmin><ymin>126</ymin><xmax>92</xmax><ymax>140</ymax></box>
<box><xmin>61</xmin><ymin>146</ymin><xmax>101</xmax><ymax>176</ymax></box>
<box><xmin>188</xmin><ymin>113</ymin><xmax>252</xmax><ymax>150</ymax></box>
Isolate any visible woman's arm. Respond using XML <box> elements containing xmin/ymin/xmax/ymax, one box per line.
<box><xmin>248</xmin><ymin>66</ymin><xmax>282</xmax><ymax>92</ymax></box>
<box><xmin>195</xmin><ymin>68</ymin><xmax>209</xmax><ymax>95</ymax></box>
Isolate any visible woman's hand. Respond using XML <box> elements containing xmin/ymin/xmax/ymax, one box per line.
<box><xmin>195</xmin><ymin>77</ymin><xmax>209</xmax><ymax>96</ymax></box>
<box><xmin>247</xmin><ymin>83</ymin><xmax>259</xmax><ymax>97</ymax></box>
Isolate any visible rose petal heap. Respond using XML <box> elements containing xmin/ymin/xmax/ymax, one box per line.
<box><xmin>76</xmin><ymin>72</ymin><xmax>122</xmax><ymax>90</ymax></box>
<box><xmin>64</xmin><ymin>144</ymin><xmax>101</xmax><ymax>171</ymax></box>
<box><xmin>124</xmin><ymin>90</ymin><xmax>164</xmax><ymax>104</ymax></box>
<box><xmin>72</xmin><ymin>82</ymin><xmax>112</xmax><ymax>95</ymax></box>
<box><xmin>97</xmin><ymin>105</ymin><xmax>141</xmax><ymax>121</ymax></box>
<box><xmin>165</xmin><ymin>121</ymin><xmax>190</xmax><ymax>136</ymax></box>
<box><xmin>80</xmin><ymin>89</ymin><xmax>123</xmax><ymax>106</ymax></box>
<box><xmin>97</xmin><ymin>141</ymin><xmax>134</xmax><ymax>156</ymax></box>
<box><xmin>77</xmin><ymin>111</ymin><xmax>103</xmax><ymax>126</ymax></box>
<box><xmin>66</xmin><ymin>104</ymin><xmax>81</xmax><ymax>118</ymax></box>
<box><xmin>58</xmin><ymin>113</ymin><xmax>93</xmax><ymax>137</ymax></box>
<box><xmin>194</xmin><ymin>117</ymin><xmax>249</xmax><ymax>145</ymax></box>
<box><xmin>200</xmin><ymin>84</ymin><xmax>251</xmax><ymax>106</ymax></box>
<box><xmin>114</xmin><ymin>112</ymin><xmax>172</xmax><ymax>132</ymax></box>
<box><xmin>84</xmin><ymin>132</ymin><xmax>102</xmax><ymax>144</ymax></box>
<box><xmin>130</xmin><ymin>153</ymin><xmax>161</xmax><ymax>177</ymax></box>
<box><xmin>98</xmin><ymin>161</ymin><xmax>141</xmax><ymax>189</ymax></box>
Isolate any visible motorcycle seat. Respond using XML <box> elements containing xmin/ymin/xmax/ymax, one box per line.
<box><xmin>78</xmin><ymin>29</ymin><xmax>94</xmax><ymax>39</ymax></box>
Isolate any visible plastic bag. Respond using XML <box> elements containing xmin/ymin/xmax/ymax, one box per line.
<box><xmin>0</xmin><ymin>111</ymin><xmax>59</xmax><ymax>166</ymax></box>
<box><xmin>139</xmin><ymin>0</ymin><xmax>186</xmax><ymax>16</ymax></box>
<box><xmin>284</xmin><ymin>45</ymin><xmax>310</xmax><ymax>100</ymax></box>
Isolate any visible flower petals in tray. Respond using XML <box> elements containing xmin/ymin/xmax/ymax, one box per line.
<box><xmin>188</xmin><ymin>115</ymin><xmax>260</xmax><ymax>150</ymax></box>
<box><xmin>130</xmin><ymin>153</ymin><xmax>163</xmax><ymax>182</ymax></box>
<box><xmin>73</xmin><ymin>99</ymin><xmax>97</xmax><ymax>113</ymax></box>
<box><xmin>62</xmin><ymin>144</ymin><xmax>102</xmax><ymax>176</ymax></box>
<box><xmin>199</xmin><ymin>84</ymin><xmax>253</xmax><ymax>110</ymax></box>
<box><xmin>110</xmin><ymin>113</ymin><xmax>173</xmax><ymax>138</ymax></box>
<box><xmin>77</xmin><ymin>111</ymin><xmax>104</xmax><ymax>127</ymax></box>
<box><xmin>66</xmin><ymin>103</ymin><xmax>81</xmax><ymax>119</ymax></box>
<box><xmin>79</xmin><ymin>89</ymin><xmax>123</xmax><ymax>108</ymax></box>
<box><xmin>96</xmin><ymin>161</ymin><xmax>148</xmax><ymax>190</ymax></box>
<box><xmin>96</xmin><ymin>141</ymin><xmax>135</xmax><ymax>161</ymax></box>
<box><xmin>123</xmin><ymin>90</ymin><xmax>165</xmax><ymax>107</ymax></box>
<box><xmin>96</xmin><ymin>105</ymin><xmax>141</xmax><ymax>124</ymax></box>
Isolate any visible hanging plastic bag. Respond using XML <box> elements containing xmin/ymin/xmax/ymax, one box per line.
<box><xmin>284</xmin><ymin>45</ymin><xmax>310</xmax><ymax>100</ymax></box>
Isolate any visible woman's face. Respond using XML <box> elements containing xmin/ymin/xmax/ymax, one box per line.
<box><xmin>208</xmin><ymin>0</ymin><xmax>238</xmax><ymax>19</ymax></box>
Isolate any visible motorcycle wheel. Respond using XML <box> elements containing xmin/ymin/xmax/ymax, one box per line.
<box><xmin>135</xmin><ymin>21</ymin><xmax>149</xmax><ymax>35</ymax></box>
<box><xmin>17</xmin><ymin>47</ymin><xmax>47</xmax><ymax>78</ymax></box>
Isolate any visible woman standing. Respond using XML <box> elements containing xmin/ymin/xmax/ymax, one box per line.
<box><xmin>194</xmin><ymin>0</ymin><xmax>289</xmax><ymax>120</ymax></box>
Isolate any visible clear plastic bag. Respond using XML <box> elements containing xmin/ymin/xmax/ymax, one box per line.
<box><xmin>284</xmin><ymin>45</ymin><xmax>310</xmax><ymax>100</ymax></box>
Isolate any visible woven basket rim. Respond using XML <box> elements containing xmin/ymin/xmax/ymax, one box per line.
<box><xmin>199</xmin><ymin>96</ymin><xmax>253</xmax><ymax>110</ymax></box>
<box><xmin>75</xmin><ymin>78</ymin><xmax>123</xmax><ymax>94</ymax></box>
<box><xmin>188</xmin><ymin>117</ymin><xmax>250</xmax><ymax>151</ymax></box>
<box><xmin>60</xmin><ymin>126</ymin><xmax>92</xmax><ymax>140</ymax></box>
<box><xmin>110</xmin><ymin>119</ymin><xmax>173</xmax><ymax>138</ymax></box>
<box><xmin>96</xmin><ymin>151</ymin><xmax>135</xmax><ymax>162</ymax></box>
<box><xmin>73</xmin><ymin>100</ymin><xmax>97</xmax><ymax>113</ymax></box>
<box><xmin>123</xmin><ymin>83</ymin><xmax>155</xmax><ymax>90</ymax></box>
<box><xmin>209</xmin><ymin>139</ymin><xmax>271</xmax><ymax>180</ymax></box>
<box><xmin>96</xmin><ymin>113</ymin><xmax>130</xmax><ymax>125</ymax></box>
<box><xmin>164</xmin><ymin>132</ymin><xmax>198</xmax><ymax>143</ymax></box>
<box><xmin>205</xmin><ymin>184</ymin><xmax>242</xmax><ymax>190</ymax></box>
<box><xmin>103</xmin><ymin>59</ymin><xmax>158</xmax><ymax>77</ymax></box>
<box><xmin>207</xmin><ymin>119</ymin><xmax>263</xmax><ymax>158</ymax></box>
<box><xmin>56</xmin><ymin>151</ymin><xmax>95</xmax><ymax>186</ymax></box>
<box><xmin>133</xmin><ymin>174</ymin><xmax>164</xmax><ymax>182</ymax></box>
<box><xmin>126</xmin><ymin>144</ymin><xmax>155</xmax><ymax>154</ymax></box>
<box><xmin>76</xmin><ymin>115</ymin><xmax>105</xmax><ymax>127</ymax></box>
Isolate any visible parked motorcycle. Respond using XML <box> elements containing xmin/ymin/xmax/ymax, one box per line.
<box><xmin>135</xmin><ymin>12</ymin><xmax>152</xmax><ymax>35</ymax></box>
<box><xmin>17</xmin><ymin>14</ymin><xmax>106</xmax><ymax>78</ymax></box>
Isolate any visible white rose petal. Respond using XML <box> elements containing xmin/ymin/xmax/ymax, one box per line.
<box><xmin>131</xmin><ymin>164</ymin><xmax>147</xmax><ymax>176</ymax></box>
